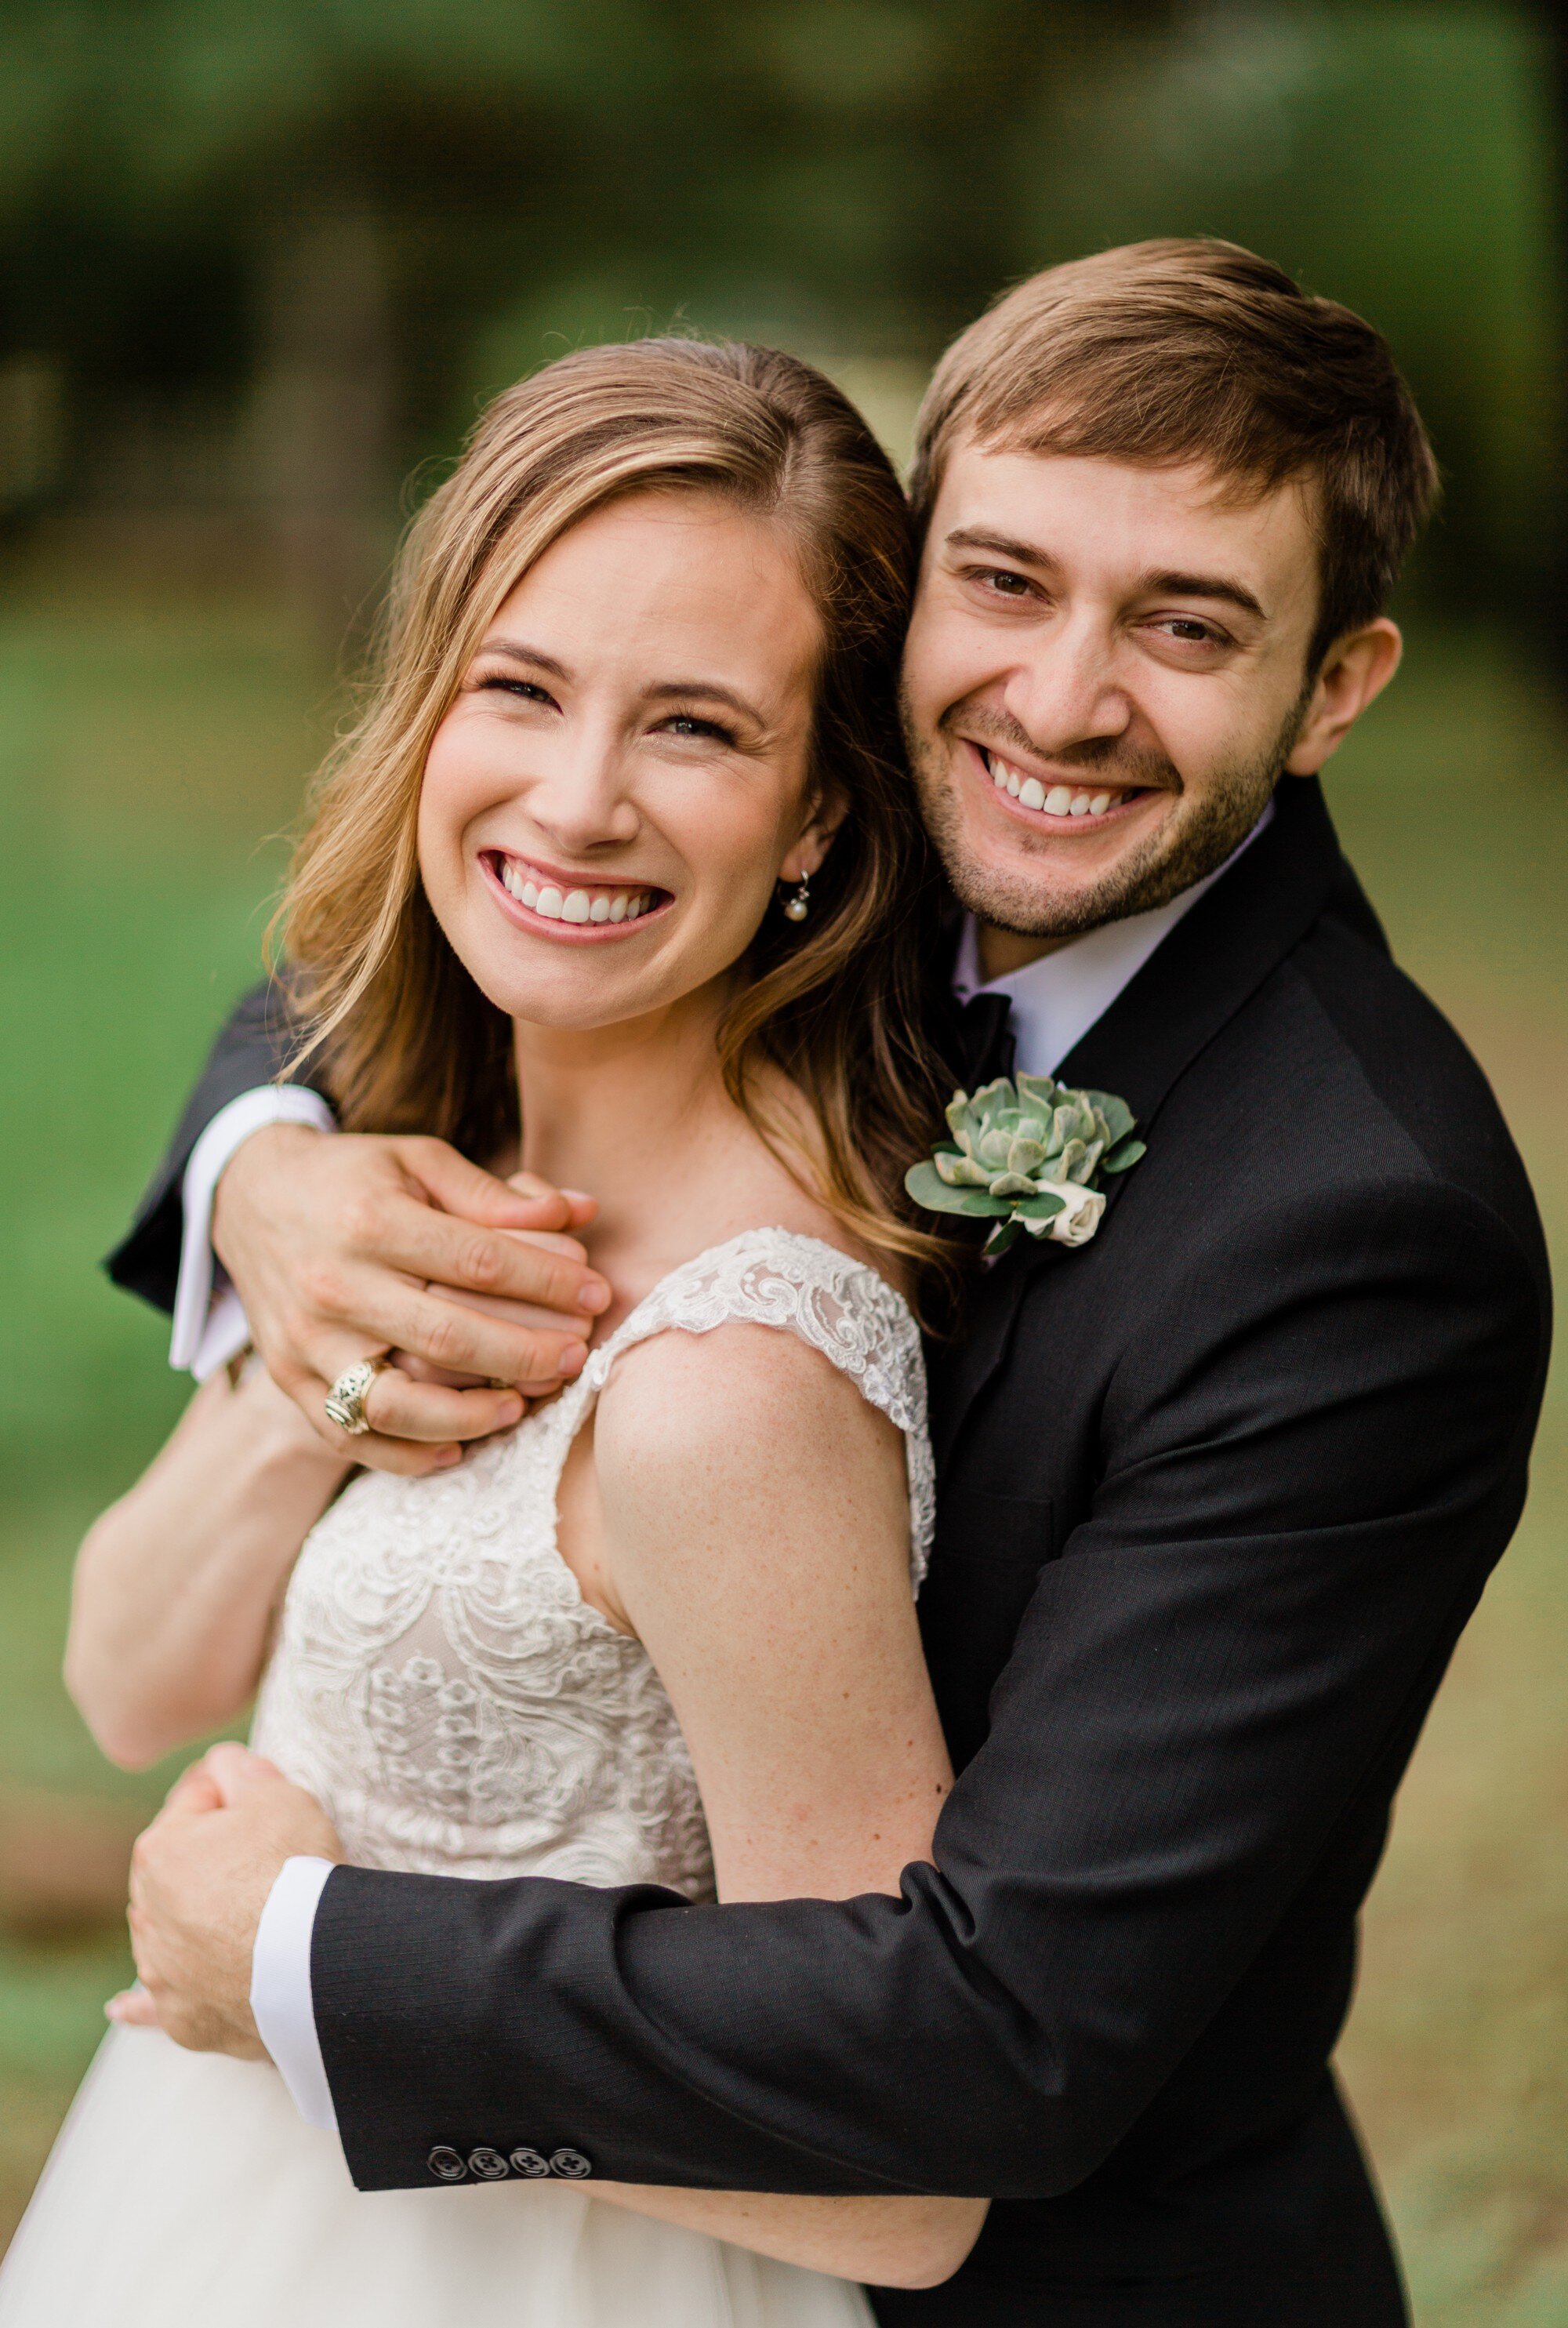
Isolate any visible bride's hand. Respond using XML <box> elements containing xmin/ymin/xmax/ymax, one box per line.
<box><xmin>119</xmin><ymin>1745</ymin><xmax>343</xmax><ymax>2059</ymax></box>
<box><xmin>212</xmin><ymin>1128</ymin><xmax>610</xmax><ymax>1475</ymax></box>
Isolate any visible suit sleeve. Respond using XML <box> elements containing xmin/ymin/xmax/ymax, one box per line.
<box><xmin>104</xmin><ymin>979</ymin><xmax>321</xmax><ymax>1314</ymax></box>
<box><xmin>312</xmin><ymin>1178</ymin><xmax>1546</xmax><ymax>2197</ymax></box>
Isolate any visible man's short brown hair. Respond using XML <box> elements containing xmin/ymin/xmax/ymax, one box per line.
<box><xmin>911</xmin><ymin>238</ymin><xmax>1439</xmax><ymax>668</ymax></box>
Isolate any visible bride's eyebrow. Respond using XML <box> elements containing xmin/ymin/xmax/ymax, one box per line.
<box><xmin>645</xmin><ymin>679</ymin><xmax>765</xmax><ymax>725</ymax></box>
<box><xmin>476</xmin><ymin>638</ymin><xmax>572</xmax><ymax>680</ymax></box>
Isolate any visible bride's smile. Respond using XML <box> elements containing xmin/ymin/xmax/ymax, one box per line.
<box><xmin>418</xmin><ymin>491</ymin><xmax>831</xmax><ymax>1033</ymax></box>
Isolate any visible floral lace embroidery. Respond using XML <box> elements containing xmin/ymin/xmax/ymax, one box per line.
<box><xmin>250</xmin><ymin>1230</ymin><xmax>932</xmax><ymax>1898</ymax></box>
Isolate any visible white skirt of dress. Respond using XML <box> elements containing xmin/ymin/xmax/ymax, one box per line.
<box><xmin>0</xmin><ymin>2027</ymin><xmax>873</xmax><ymax>2328</ymax></box>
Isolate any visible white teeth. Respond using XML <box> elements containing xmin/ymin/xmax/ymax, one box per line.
<box><xmin>499</xmin><ymin>857</ymin><xmax>658</xmax><ymax>924</ymax></box>
<box><xmin>1006</xmin><ymin>772</ymin><xmax>1022</xmax><ymax>797</ymax></box>
<box><xmin>1089</xmin><ymin>793</ymin><xmax>1112</xmax><ymax>816</ymax></box>
<box><xmin>1044</xmin><ymin>786</ymin><xmax>1073</xmax><ymax>815</ymax></box>
<box><xmin>993</xmin><ymin>762</ymin><xmax>1007</xmax><ymax>790</ymax></box>
<box><xmin>1069</xmin><ymin>790</ymin><xmax>1091</xmax><ymax>816</ymax></box>
<box><xmin>1018</xmin><ymin>778</ymin><xmax>1045</xmax><ymax>811</ymax></box>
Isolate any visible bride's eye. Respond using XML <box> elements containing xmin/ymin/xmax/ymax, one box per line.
<box><xmin>478</xmin><ymin>675</ymin><xmax>556</xmax><ymax>705</ymax></box>
<box><xmin>659</xmin><ymin>714</ymin><xmax>736</xmax><ymax>745</ymax></box>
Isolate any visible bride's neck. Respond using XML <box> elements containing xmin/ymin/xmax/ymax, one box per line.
<box><xmin>513</xmin><ymin>982</ymin><xmax>736</xmax><ymax>1252</ymax></box>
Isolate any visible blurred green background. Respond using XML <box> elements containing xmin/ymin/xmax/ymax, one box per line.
<box><xmin>1</xmin><ymin>2</ymin><xmax>1564</xmax><ymax>2319</ymax></box>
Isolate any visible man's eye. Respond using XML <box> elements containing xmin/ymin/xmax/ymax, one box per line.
<box><xmin>1161</xmin><ymin>619</ymin><xmax>1221</xmax><ymax>645</ymax></box>
<box><xmin>978</xmin><ymin>568</ymin><xmax>1033</xmax><ymax>597</ymax></box>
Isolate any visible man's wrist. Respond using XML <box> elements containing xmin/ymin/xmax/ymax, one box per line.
<box><xmin>172</xmin><ymin>1087</ymin><xmax>337</xmax><ymax>1378</ymax></box>
<box><xmin>251</xmin><ymin>1854</ymin><xmax>339</xmax><ymax>2131</ymax></box>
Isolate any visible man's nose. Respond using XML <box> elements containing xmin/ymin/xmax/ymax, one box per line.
<box><xmin>1000</xmin><ymin>616</ymin><xmax>1131</xmax><ymax>759</ymax></box>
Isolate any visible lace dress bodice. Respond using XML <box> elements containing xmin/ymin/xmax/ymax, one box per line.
<box><xmin>250</xmin><ymin>1230</ymin><xmax>933</xmax><ymax>1902</ymax></box>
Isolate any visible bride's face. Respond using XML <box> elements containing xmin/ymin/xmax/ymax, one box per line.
<box><xmin>418</xmin><ymin>490</ymin><xmax>829</xmax><ymax>1032</ymax></box>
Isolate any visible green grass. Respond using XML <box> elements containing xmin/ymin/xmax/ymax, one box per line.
<box><xmin>0</xmin><ymin>575</ymin><xmax>332</xmax><ymax>2232</ymax></box>
<box><xmin>0</xmin><ymin>580</ymin><xmax>1563</xmax><ymax>2315</ymax></box>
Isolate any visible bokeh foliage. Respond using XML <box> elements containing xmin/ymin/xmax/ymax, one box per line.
<box><xmin>0</xmin><ymin>2</ymin><xmax>1562</xmax><ymax>606</ymax></box>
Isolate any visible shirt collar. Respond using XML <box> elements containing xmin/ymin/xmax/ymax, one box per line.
<box><xmin>950</xmin><ymin>798</ymin><xmax>1276</xmax><ymax>1082</ymax></box>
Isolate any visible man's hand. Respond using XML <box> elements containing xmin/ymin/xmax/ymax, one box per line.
<box><xmin>114</xmin><ymin>1744</ymin><xmax>343</xmax><ymax>2058</ymax></box>
<box><xmin>213</xmin><ymin>1128</ymin><xmax>610</xmax><ymax>1475</ymax></box>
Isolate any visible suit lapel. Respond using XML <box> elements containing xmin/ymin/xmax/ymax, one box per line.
<box><xmin>931</xmin><ymin>779</ymin><xmax>1377</xmax><ymax>1467</ymax></box>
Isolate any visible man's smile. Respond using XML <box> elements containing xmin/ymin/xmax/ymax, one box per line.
<box><xmin>960</xmin><ymin>739</ymin><xmax>1168</xmax><ymax>834</ymax></box>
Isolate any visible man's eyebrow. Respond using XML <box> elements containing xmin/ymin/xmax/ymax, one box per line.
<box><xmin>1138</xmin><ymin>570</ymin><xmax>1267</xmax><ymax>620</ymax></box>
<box><xmin>945</xmin><ymin>526</ymin><xmax>1060</xmax><ymax>569</ymax></box>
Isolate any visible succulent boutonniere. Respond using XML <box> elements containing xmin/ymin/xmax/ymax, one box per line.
<box><xmin>906</xmin><ymin>1074</ymin><xmax>1146</xmax><ymax>1258</ymax></box>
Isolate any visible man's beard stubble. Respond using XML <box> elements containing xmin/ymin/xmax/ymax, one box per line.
<box><xmin>902</xmin><ymin>685</ymin><xmax>1311</xmax><ymax>945</ymax></box>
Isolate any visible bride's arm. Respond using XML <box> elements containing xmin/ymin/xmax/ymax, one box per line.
<box><xmin>561</xmin><ymin>1319</ymin><xmax>988</xmax><ymax>2292</ymax></box>
<box><xmin>67</xmin><ymin>1365</ymin><xmax>351</xmax><ymax>1770</ymax></box>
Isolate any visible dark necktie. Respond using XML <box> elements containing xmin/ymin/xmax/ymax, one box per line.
<box><xmin>948</xmin><ymin>988</ymin><xmax>1016</xmax><ymax>1091</ymax></box>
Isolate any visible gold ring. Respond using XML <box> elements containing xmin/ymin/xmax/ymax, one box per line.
<box><xmin>324</xmin><ymin>1357</ymin><xmax>391</xmax><ymax>1436</ymax></box>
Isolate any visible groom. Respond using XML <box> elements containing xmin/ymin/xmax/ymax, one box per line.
<box><xmin>113</xmin><ymin>242</ymin><xmax>1548</xmax><ymax>2326</ymax></box>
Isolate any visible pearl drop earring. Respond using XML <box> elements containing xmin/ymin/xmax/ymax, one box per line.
<box><xmin>782</xmin><ymin>872</ymin><xmax>811</xmax><ymax>923</ymax></box>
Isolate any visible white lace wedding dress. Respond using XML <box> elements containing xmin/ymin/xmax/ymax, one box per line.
<box><xmin>0</xmin><ymin>1231</ymin><xmax>934</xmax><ymax>2328</ymax></box>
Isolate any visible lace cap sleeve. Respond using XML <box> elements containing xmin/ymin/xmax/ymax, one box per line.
<box><xmin>586</xmin><ymin>1229</ymin><xmax>935</xmax><ymax>1590</ymax></box>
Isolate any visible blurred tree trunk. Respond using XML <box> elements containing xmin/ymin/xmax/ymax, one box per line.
<box><xmin>247</xmin><ymin>210</ymin><xmax>397</xmax><ymax>650</ymax></box>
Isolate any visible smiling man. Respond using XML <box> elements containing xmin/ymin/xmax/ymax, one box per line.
<box><xmin>101</xmin><ymin>242</ymin><xmax>1549</xmax><ymax>2326</ymax></box>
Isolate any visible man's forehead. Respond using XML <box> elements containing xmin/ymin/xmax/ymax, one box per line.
<box><xmin>931</xmin><ymin>438</ymin><xmax>1317</xmax><ymax>585</ymax></box>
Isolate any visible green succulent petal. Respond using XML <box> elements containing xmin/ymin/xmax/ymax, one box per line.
<box><xmin>1084</xmin><ymin>1090</ymin><xmax>1135</xmax><ymax>1146</ymax></box>
<box><xmin>971</xmin><ymin>1077</ymin><xmax>1014</xmax><ymax>1114</ymax></box>
<box><xmin>988</xmin><ymin>1170</ymin><xmax>1039</xmax><ymax>1197</ymax></box>
<box><xmin>1101</xmin><ymin>1135</ymin><xmax>1147</xmax><ymax>1175</ymax></box>
<box><xmin>1006</xmin><ymin>1135</ymin><xmax>1047</xmax><ymax>1175</ymax></box>
<box><xmin>906</xmin><ymin>1161</ymin><xmax>1012</xmax><ymax>1217</ymax></box>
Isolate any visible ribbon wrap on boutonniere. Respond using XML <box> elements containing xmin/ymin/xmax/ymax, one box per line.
<box><xmin>906</xmin><ymin>1074</ymin><xmax>1147</xmax><ymax>1258</ymax></box>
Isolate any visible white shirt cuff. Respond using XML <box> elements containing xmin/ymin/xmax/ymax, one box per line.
<box><xmin>251</xmin><ymin>1854</ymin><xmax>339</xmax><ymax>2131</ymax></box>
<box><xmin>171</xmin><ymin>1086</ymin><xmax>336</xmax><ymax>1378</ymax></box>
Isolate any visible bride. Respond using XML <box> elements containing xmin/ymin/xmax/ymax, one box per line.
<box><xmin>0</xmin><ymin>338</ymin><xmax>987</xmax><ymax>2323</ymax></box>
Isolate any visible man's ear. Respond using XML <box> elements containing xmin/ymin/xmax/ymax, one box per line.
<box><xmin>779</xmin><ymin>788</ymin><xmax>848</xmax><ymax>886</ymax></box>
<box><xmin>1285</xmin><ymin>618</ymin><xmax>1403</xmax><ymax>776</ymax></box>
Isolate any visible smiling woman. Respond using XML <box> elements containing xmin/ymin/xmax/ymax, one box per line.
<box><xmin>4</xmin><ymin>338</ymin><xmax>989</xmax><ymax>2326</ymax></box>
<box><xmin>282</xmin><ymin>340</ymin><xmax>954</xmax><ymax>1296</ymax></box>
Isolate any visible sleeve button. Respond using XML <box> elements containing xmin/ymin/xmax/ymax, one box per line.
<box><xmin>426</xmin><ymin>2145</ymin><xmax>466</xmax><ymax>2182</ymax></box>
<box><xmin>468</xmin><ymin>2147</ymin><xmax>510</xmax><ymax>2181</ymax></box>
<box><xmin>510</xmin><ymin>2147</ymin><xmax>550</xmax><ymax>2178</ymax></box>
<box><xmin>549</xmin><ymin>2148</ymin><xmax>593</xmax><ymax>2180</ymax></box>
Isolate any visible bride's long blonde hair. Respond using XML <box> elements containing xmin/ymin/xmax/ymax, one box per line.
<box><xmin>278</xmin><ymin>338</ymin><xmax>956</xmax><ymax>1297</ymax></box>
